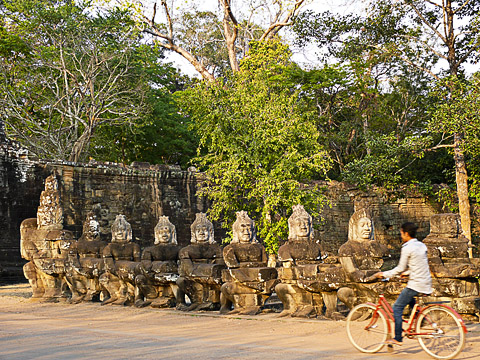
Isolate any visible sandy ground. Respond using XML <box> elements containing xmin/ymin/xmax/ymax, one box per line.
<box><xmin>0</xmin><ymin>284</ymin><xmax>479</xmax><ymax>360</ymax></box>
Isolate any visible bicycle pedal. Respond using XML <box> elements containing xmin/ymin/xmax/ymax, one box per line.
<box><xmin>387</xmin><ymin>344</ymin><xmax>394</xmax><ymax>353</ymax></box>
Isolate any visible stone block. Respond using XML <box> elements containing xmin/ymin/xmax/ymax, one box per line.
<box><xmin>430</xmin><ymin>263</ymin><xmax>480</xmax><ymax>278</ymax></box>
<box><xmin>222</xmin><ymin>267</ymin><xmax>277</xmax><ymax>283</ymax></box>
<box><xmin>451</xmin><ymin>296</ymin><xmax>480</xmax><ymax>315</ymax></box>
<box><xmin>277</xmin><ymin>266</ymin><xmax>297</xmax><ymax>281</ymax></box>
<box><xmin>151</xmin><ymin>260</ymin><xmax>178</xmax><ymax>274</ymax></box>
<box><xmin>431</xmin><ymin>278</ymin><xmax>479</xmax><ymax>297</ymax></box>
<box><xmin>33</xmin><ymin>258</ymin><xmax>67</xmax><ymax>275</ymax></box>
<box><xmin>190</xmin><ymin>263</ymin><xmax>225</xmax><ymax>279</ymax></box>
<box><xmin>296</xmin><ymin>264</ymin><xmax>319</xmax><ymax>278</ymax></box>
<box><xmin>429</xmin><ymin>213</ymin><xmax>460</xmax><ymax>237</ymax></box>
<box><xmin>154</xmin><ymin>272</ymin><xmax>179</xmax><ymax>284</ymax></box>
<box><xmin>424</xmin><ymin>237</ymin><xmax>469</xmax><ymax>259</ymax></box>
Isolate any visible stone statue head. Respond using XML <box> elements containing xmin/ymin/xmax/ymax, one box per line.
<box><xmin>288</xmin><ymin>204</ymin><xmax>314</xmax><ymax>241</ymax></box>
<box><xmin>111</xmin><ymin>214</ymin><xmax>132</xmax><ymax>243</ymax></box>
<box><xmin>82</xmin><ymin>211</ymin><xmax>100</xmax><ymax>241</ymax></box>
<box><xmin>44</xmin><ymin>174</ymin><xmax>59</xmax><ymax>192</ymax></box>
<box><xmin>37</xmin><ymin>173</ymin><xmax>63</xmax><ymax>230</ymax></box>
<box><xmin>348</xmin><ymin>208</ymin><xmax>374</xmax><ymax>242</ymax></box>
<box><xmin>154</xmin><ymin>216</ymin><xmax>177</xmax><ymax>245</ymax></box>
<box><xmin>190</xmin><ymin>213</ymin><xmax>215</xmax><ymax>244</ymax></box>
<box><xmin>232</xmin><ymin>211</ymin><xmax>257</xmax><ymax>244</ymax></box>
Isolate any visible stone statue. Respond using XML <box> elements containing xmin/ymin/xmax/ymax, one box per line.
<box><xmin>338</xmin><ymin>208</ymin><xmax>389</xmax><ymax>271</ymax></box>
<box><xmin>176</xmin><ymin>213</ymin><xmax>225</xmax><ymax>311</ymax></box>
<box><xmin>220</xmin><ymin>211</ymin><xmax>277</xmax><ymax>315</ymax></box>
<box><xmin>337</xmin><ymin>208</ymin><xmax>391</xmax><ymax>309</ymax></box>
<box><xmin>275</xmin><ymin>205</ymin><xmax>336</xmax><ymax>318</ymax></box>
<box><xmin>36</xmin><ymin>174</ymin><xmax>64</xmax><ymax>230</ymax></box>
<box><xmin>134</xmin><ymin>216</ymin><xmax>183</xmax><ymax>308</ymax></box>
<box><xmin>423</xmin><ymin>214</ymin><xmax>480</xmax><ymax>319</ymax></box>
<box><xmin>64</xmin><ymin>210</ymin><xmax>107</xmax><ymax>303</ymax></box>
<box><xmin>99</xmin><ymin>215</ymin><xmax>140</xmax><ymax>305</ymax></box>
<box><xmin>20</xmin><ymin>174</ymin><xmax>74</xmax><ymax>300</ymax></box>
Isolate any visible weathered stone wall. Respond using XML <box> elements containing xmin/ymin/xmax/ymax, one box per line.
<box><xmin>56</xmin><ymin>162</ymin><xmax>209</xmax><ymax>248</ymax></box>
<box><xmin>316</xmin><ymin>181</ymin><xmax>437</xmax><ymax>254</ymax></box>
<box><xmin>0</xmin><ymin>143</ymin><xmax>211</xmax><ymax>280</ymax></box>
<box><xmin>0</xmin><ymin>144</ymin><xmax>51</xmax><ymax>279</ymax></box>
<box><xmin>0</xmin><ymin>141</ymin><xmax>441</xmax><ymax>280</ymax></box>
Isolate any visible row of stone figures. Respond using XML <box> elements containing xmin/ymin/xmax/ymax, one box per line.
<box><xmin>20</xmin><ymin>175</ymin><xmax>480</xmax><ymax>319</ymax></box>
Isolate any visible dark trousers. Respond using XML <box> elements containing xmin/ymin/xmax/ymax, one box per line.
<box><xmin>393</xmin><ymin>287</ymin><xmax>418</xmax><ymax>342</ymax></box>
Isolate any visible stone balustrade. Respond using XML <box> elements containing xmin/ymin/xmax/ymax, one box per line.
<box><xmin>18</xmin><ymin>175</ymin><xmax>480</xmax><ymax>321</ymax></box>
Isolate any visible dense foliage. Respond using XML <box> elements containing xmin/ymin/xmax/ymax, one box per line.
<box><xmin>0</xmin><ymin>0</ymin><xmax>196</xmax><ymax>165</ymax></box>
<box><xmin>2</xmin><ymin>0</ymin><xmax>480</xmax><ymax>250</ymax></box>
<box><xmin>177</xmin><ymin>41</ymin><xmax>331</xmax><ymax>252</ymax></box>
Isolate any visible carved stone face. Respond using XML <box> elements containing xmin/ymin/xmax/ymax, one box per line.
<box><xmin>111</xmin><ymin>215</ymin><xmax>132</xmax><ymax>244</ymax></box>
<box><xmin>194</xmin><ymin>224</ymin><xmax>210</xmax><ymax>243</ymax></box>
<box><xmin>155</xmin><ymin>225</ymin><xmax>172</xmax><ymax>244</ymax></box>
<box><xmin>44</xmin><ymin>176</ymin><xmax>57</xmax><ymax>192</ymax></box>
<box><xmin>86</xmin><ymin>220</ymin><xmax>100</xmax><ymax>241</ymax></box>
<box><xmin>237</xmin><ymin>221</ymin><xmax>254</xmax><ymax>243</ymax></box>
<box><xmin>112</xmin><ymin>228</ymin><xmax>129</xmax><ymax>243</ymax></box>
<box><xmin>356</xmin><ymin>217</ymin><xmax>372</xmax><ymax>240</ymax></box>
<box><xmin>292</xmin><ymin>217</ymin><xmax>311</xmax><ymax>239</ymax></box>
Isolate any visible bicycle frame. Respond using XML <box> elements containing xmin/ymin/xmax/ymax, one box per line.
<box><xmin>366</xmin><ymin>294</ymin><xmax>468</xmax><ymax>339</ymax></box>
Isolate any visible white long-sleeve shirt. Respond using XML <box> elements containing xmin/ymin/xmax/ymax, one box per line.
<box><xmin>383</xmin><ymin>238</ymin><xmax>433</xmax><ymax>294</ymax></box>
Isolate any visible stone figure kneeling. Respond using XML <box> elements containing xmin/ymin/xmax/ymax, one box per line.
<box><xmin>135</xmin><ymin>216</ymin><xmax>183</xmax><ymax>308</ymax></box>
<box><xmin>65</xmin><ymin>210</ymin><xmax>106</xmax><ymax>303</ymax></box>
<box><xmin>100</xmin><ymin>215</ymin><xmax>140</xmax><ymax>305</ymax></box>
<box><xmin>176</xmin><ymin>213</ymin><xmax>225</xmax><ymax>311</ymax></box>
<box><xmin>220</xmin><ymin>211</ymin><xmax>277</xmax><ymax>315</ymax></box>
<box><xmin>336</xmin><ymin>208</ymin><xmax>391</xmax><ymax>310</ymax></box>
<box><xmin>275</xmin><ymin>205</ymin><xmax>336</xmax><ymax>318</ymax></box>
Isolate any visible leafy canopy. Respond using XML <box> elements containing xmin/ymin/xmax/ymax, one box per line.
<box><xmin>177</xmin><ymin>40</ymin><xmax>332</xmax><ymax>252</ymax></box>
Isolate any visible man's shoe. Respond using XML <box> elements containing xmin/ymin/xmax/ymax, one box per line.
<box><xmin>384</xmin><ymin>339</ymin><xmax>403</xmax><ymax>346</ymax></box>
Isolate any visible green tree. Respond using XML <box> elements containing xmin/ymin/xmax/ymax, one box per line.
<box><xmin>293</xmin><ymin>2</ymin><xmax>480</xmax><ymax>247</ymax></box>
<box><xmin>177</xmin><ymin>40</ymin><xmax>331</xmax><ymax>252</ymax></box>
<box><xmin>292</xmin><ymin>5</ymin><xmax>440</xmax><ymax>187</ymax></box>
<box><xmin>0</xmin><ymin>0</ymin><xmax>148</xmax><ymax>162</ymax></box>
<box><xmin>431</xmin><ymin>74</ymin><xmax>480</xmax><ymax>211</ymax></box>
<box><xmin>376</xmin><ymin>0</ymin><xmax>480</xmax><ymax>253</ymax></box>
<box><xmin>90</xmin><ymin>46</ymin><xmax>197</xmax><ymax>166</ymax></box>
<box><xmin>123</xmin><ymin>0</ymin><xmax>306</xmax><ymax>81</ymax></box>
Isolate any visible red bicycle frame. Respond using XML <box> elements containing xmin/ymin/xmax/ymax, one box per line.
<box><xmin>365</xmin><ymin>294</ymin><xmax>467</xmax><ymax>338</ymax></box>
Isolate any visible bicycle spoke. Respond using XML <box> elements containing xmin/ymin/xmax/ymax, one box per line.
<box><xmin>416</xmin><ymin>306</ymin><xmax>465</xmax><ymax>359</ymax></box>
<box><xmin>346</xmin><ymin>304</ymin><xmax>388</xmax><ymax>353</ymax></box>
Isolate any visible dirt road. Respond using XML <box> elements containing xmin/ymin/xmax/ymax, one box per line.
<box><xmin>0</xmin><ymin>284</ymin><xmax>479</xmax><ymax>360</ymax></box>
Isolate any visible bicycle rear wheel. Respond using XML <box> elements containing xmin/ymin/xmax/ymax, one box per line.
<box><xmin>416</xmin><ymin>305</ymin><xmax>465</xmax><ymax>359</ymax></box>
<box><xmin>346</xmin><ymin>303</ymin><xmax>388</xmax><ymax>353</ymax></box>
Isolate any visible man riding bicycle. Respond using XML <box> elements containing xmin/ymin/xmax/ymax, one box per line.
<box><xmin>373</xmin><ymin>222</ymin><xmax>432</xmax><ymax>346</ymax></box>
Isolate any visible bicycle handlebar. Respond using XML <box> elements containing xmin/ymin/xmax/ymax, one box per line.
<box><xmin>364</xmin><ymin>275</ymin><xmax>390</xmax><ymax>283</ymax></box>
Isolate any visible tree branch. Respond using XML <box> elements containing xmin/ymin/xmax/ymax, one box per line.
<box><xmin>453</xmin><ymin>0</ymin><xmax>473</xmax><ymax>15</ymax></box>
<box><xmin>456</xmin><ymin>41</ymin><xmax>480</xmax><ymax>67</ymax></box>
<box><xmin>406</xmin><ymin>0</ymin><xmax>447</xmax><ymax>44</ymax></box>
<box><xmin>260</xmin><ymin>0</ymin><xmax>305</xmax><ymax>41</ymax></box>
<box><xmin>160</xmin><ymin>0</ymin><xmax>174</xmax><ymax>42</ymax></box>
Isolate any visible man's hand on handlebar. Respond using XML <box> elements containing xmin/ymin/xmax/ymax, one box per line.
<box><xmin>364</xmin><ymin>272</ymin><xmax>384</xmax><ymax>282</ymax></box>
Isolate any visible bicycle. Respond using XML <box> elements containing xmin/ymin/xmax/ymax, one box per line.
<box><xmin>346</xmin><ymin>289</ymin><xmax>467</xmax><ymax>359</ymax></box>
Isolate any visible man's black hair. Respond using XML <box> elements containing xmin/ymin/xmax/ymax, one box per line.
<box><xmin>401</xmin><ymin>222</ymin><xmax>418</xmax><ymax>238</ymax></box>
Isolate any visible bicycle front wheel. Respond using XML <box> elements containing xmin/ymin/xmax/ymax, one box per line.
<box><xmin>416</xmin><ymin>305</ymin><xmax>466</xmax><ymax>360</ymax></box>
<box><xmin>346</xmin><ymin>303</ymin><xmax>388</xmax><ymax>353</ymax></box>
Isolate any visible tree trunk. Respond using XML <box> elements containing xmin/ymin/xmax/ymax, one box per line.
<box><xmin>164</xmin><ymin>43</ymin><xmax>216</xmax><ymax>82</ymax></box>
<box><xmin>444</xmin><ymin>0</ymin><xmax>472</xmax><ymax>257</ymax></box>
<box><xmin>221</xmin><ymin>0</ymin><xmax>240</xmax><ymax>72</ymax></box>
<box><xmin>453</xmin><ymin>133</ymin><xmax>472</xmax><ymax>257</ymax></box>
<box><xmin>69</xmin><ymin>126</ymin><xmax>93</xmax><ymax>163</ymax></box>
